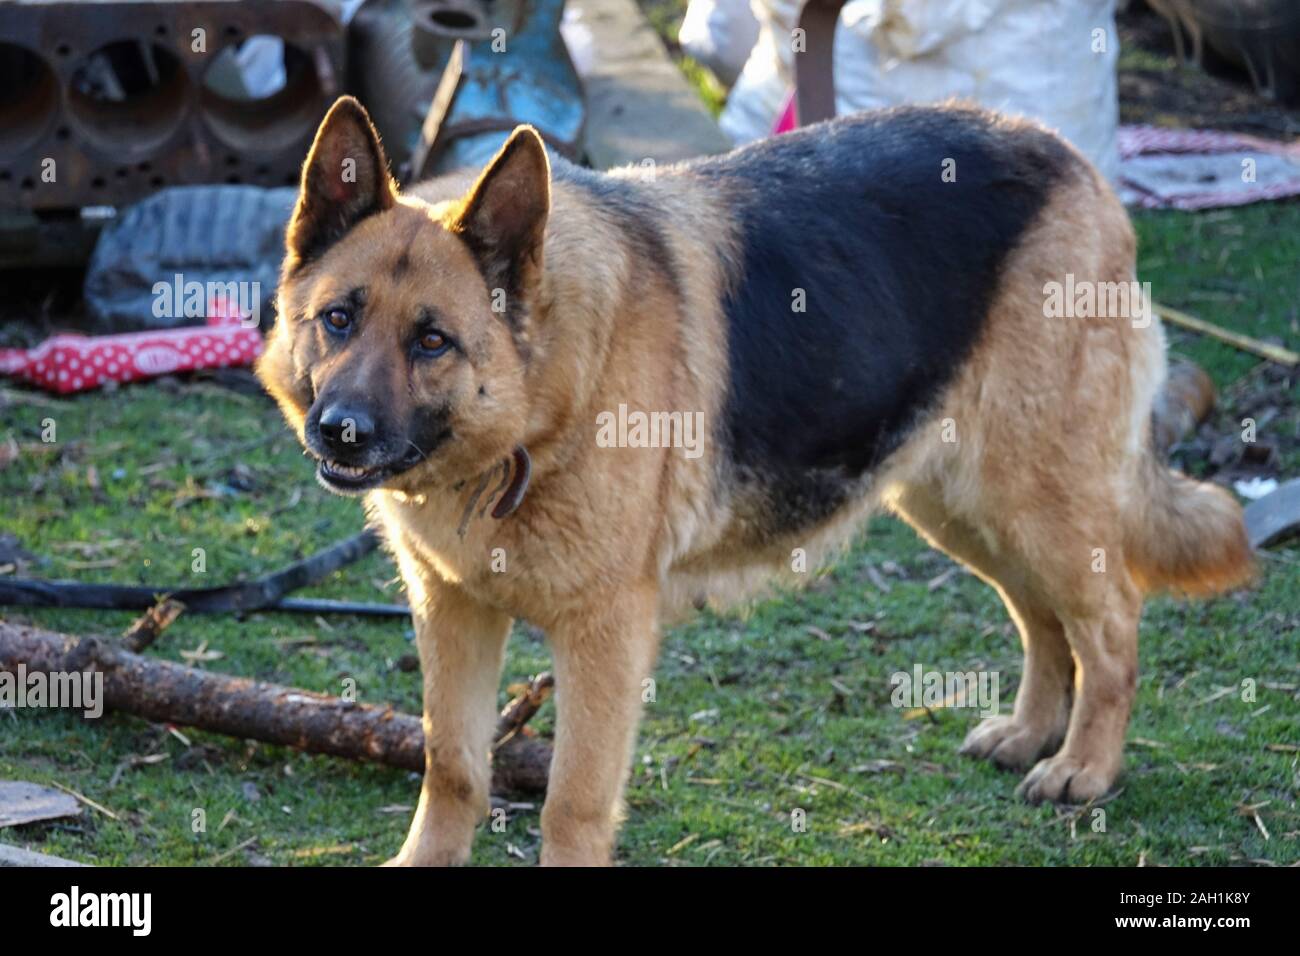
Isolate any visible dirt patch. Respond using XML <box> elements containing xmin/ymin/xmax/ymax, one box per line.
<box><xmin>1175</xmin><ymin>361</ymin><xmax>1299</xmax><ymax>487</ymax></box>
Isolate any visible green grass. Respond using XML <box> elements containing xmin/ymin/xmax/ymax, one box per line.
<box><xmin>1138</xmin><ymin>204</ymin><xmax>1300</xmax><ymax>391</ymax></box>
<box><xmin>1</xmin><ymin>203</ymin><xmax>1298</xmax><ymax>867</ymax></box>
<box><xmin>677</xmin><ymin>55</ymin><xmax>728</xmax><ymax>118</ymax></box>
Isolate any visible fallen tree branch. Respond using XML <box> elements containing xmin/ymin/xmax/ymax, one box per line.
<box><xmin>121</xmin><ymin>598</ymin><xmax>185</xmax><ymax>652</ymax></box>
<box><xmin>495</xmin><ymin>673</ymin><xmax>555</xmax><ymax>748</ymax></box>
<box><xmin>1154</xmin><ymin>302</ymin><xmax>1299</xmax><ymax>367</ymax></box>
<box><xmin>0</xmin><ymin>621</ymin><xmax>551</xmax><ymax>794</ymax></box>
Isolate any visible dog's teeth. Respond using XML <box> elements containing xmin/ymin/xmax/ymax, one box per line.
<box><xmin>328</xmin><ymin>462</ymin><xmax>370</xmax><ymax>478</ymax></box>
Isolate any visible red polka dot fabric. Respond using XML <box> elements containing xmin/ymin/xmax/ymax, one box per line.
<box><xmin>0</xmin><ymin>297</ymin><xmax>263</xmax><ymax>395</ymax></box>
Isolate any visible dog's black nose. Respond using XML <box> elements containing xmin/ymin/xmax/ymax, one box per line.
<box><xmin>318</xmin><ymin>405</ymin><xmax>375</xmax><ymax>453</ymax></box>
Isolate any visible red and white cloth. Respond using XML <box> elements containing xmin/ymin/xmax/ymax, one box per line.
<box><xmin>1118</xmin><ymin>125</ymin><xmax>1300</xmax><ymax>210</ymax></box>
<box><xmin>0</xmin><ymin>300</ymin><xmax>262</xmax><ymax>395</ymax></box>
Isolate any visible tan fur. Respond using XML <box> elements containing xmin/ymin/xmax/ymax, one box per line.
<box><xmin>258</xmin><ymin>99</ymin><xmax>1252</xmax><ymax>865</ymax></box>
<box><xmin>1125</xmin><ymin>457</ymin><xmax>1255</xmax><ymax>596</ymax></box>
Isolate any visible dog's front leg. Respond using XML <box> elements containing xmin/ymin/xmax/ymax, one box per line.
<box><xmin>541</xmin><ymin>584</ymin><xmax>660</xmax><ymax>866</ymax></box>
<box><xmin>385</xmin><ymin>580</ymin><xmax>512</xmax><ymax>867</ymax></box>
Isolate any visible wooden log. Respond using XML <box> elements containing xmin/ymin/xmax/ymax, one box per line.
<box><xmin>0</xmin><ymin>621</ymin><xmax>551</xmax><ymax>794</ymax></box>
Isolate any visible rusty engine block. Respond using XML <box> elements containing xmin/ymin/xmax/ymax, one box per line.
<box><xmin>0</xmin><ymin>0</ymin><xmax>345</xmax><ymax>264</ymax></box>
<box><xmin>0</xmin><ymin>0</ymin><xmax>584</xmax><ymax>268</ymax></box>
<box><xmin>0</xmin><ymin>0</ymin><xmax>345</xmax><ymax>208</ymax></box>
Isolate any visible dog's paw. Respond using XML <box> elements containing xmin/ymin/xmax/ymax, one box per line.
<box><xmin>959</xmin><ymin>716</ymin><xmax>1059</xmax><ymax>770</ymax></box>
<box><xmin>379</xmin><ymin>846</ymin><xmax>469</xmax><ymax>867</ymax></box>
<box><xmin>1015</xmin><ymin>754</ymin><xmax>1118</xmax><ymax>804</ymax></box>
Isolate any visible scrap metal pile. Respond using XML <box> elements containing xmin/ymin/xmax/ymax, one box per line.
<box><xmin>0</xmin><ymin>0</ymin><xmax>584</xmax><ymax>269</ymax></box>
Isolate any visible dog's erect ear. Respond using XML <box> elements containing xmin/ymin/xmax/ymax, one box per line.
<box><xmin>448</xmin><ymin>126</ymin><xmax>551</xmax><ymax>310</ymax></box>
<box><xmin>286</xmin><ymin>96</ymin><xmax>396</xmax><ymax>269</ymax></box>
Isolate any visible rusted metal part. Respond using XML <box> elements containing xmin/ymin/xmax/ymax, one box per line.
<box><xmin>351</xmin><ymin>0</ymin><xmax>583</xmax><ymax>178</ymax></box>
<box><xmin>407</xmin><ymin>37</ymin><xmax>470</xmax><ymax>179</ymax></box>
<box><xmin>0</xmin><ymin>0</ymin><xmax>345</xmax><ymax>212</ymax></box>
<box><xmin>412</xmin><ymin>0</ymin><xmax>496</xmax><ymax>45</ymax></box>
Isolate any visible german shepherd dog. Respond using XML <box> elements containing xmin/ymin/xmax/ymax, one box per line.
<box><xmin>257</xmin><ymin>96</ymin><xmax>1253</xmax><ymax>865</ymax></box>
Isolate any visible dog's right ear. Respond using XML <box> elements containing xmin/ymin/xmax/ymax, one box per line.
<box><xmin>285</xmin><ymin>96</ymin><xmax>396</xmax><ymax>271</ymax></box>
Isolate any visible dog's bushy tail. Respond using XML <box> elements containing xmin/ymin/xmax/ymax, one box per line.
<box><xmin>1124</xmin><ymin>448</ymin><xmax>1254</xmax><ymax>597</ymax></box>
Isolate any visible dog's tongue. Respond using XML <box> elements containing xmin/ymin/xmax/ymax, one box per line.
<box><xmin>492</xmin><ymin>446</ymin><xmax>532</xmax><ymax>520</ymax></box>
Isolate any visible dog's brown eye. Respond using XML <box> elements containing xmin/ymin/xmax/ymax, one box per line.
<box><xmin>418</xmin><ymin>331</ymin><xmax>448</xmax><ymax>354</ymax></box>
<box><xmin>323</xmin><ymin>308</ymin><xmax>351</xmax><ymax>332</ymax></box>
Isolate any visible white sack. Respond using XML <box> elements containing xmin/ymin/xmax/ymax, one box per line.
<box><xmin>679</xmin><ymin>0</ymin><xmax>760</xmax><ymax>87</ymax></box>
<box><xmin>720</xmin><ymin>0</ymin><xmax>1120</xmax><ymax>183</ymax></box>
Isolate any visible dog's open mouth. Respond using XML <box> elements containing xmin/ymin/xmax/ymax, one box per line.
<box><xmin>316</xmin><ymin>451</ymin><xmax>423</xmax><ymax>494</ymax></box>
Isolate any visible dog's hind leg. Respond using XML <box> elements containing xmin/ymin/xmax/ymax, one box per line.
<box><xmin>888</xmin><ymin>483</ymin><xmax>1074</xmax><ymax>770</ymax></box>
<box><xmin>1015</xmin><ymin>560</ymin><xmax>1143</xmax><ymax>804</ymax></box>
<box><xmin>890</xmin><ymin>160</ymin><xmax>1157</xmax><ymax>802</ymax></box>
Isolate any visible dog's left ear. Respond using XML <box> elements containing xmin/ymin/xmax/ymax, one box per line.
<box><xmin>449</xmin><ymin>126</ymin><xmax>551</xmax><ymax>309</ymax></box>
<box><xmin>286</xmin><ymin>96</ymin><xmax>396</xmax><ymax>271</ymax></box>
